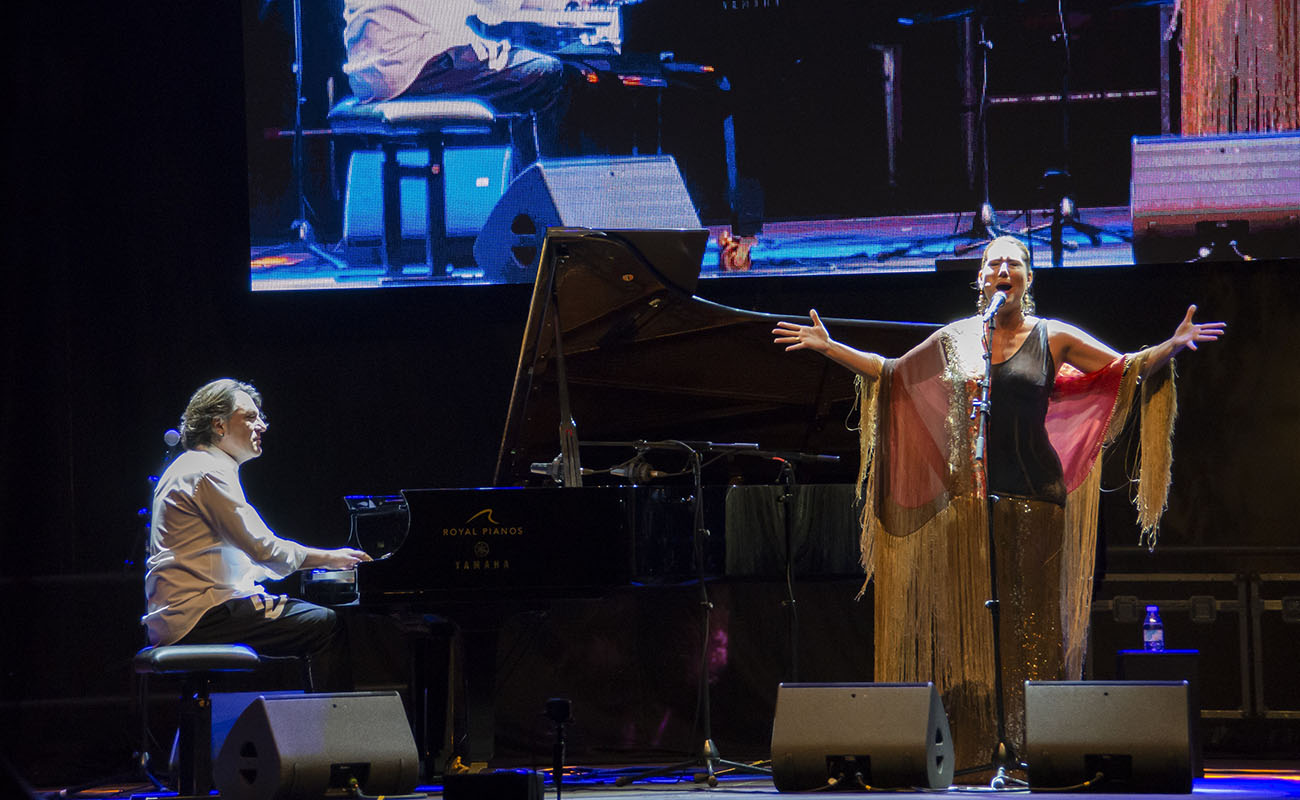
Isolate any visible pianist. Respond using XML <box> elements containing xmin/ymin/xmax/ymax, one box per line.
<box><xmin>773</xmin><ymin>236</ymin><xmax>1224</xmax><ymax>773</ymax></box>
<box><xmin>142</xmin><ymin>379</ymin><xmax>371</xmax><ymax>689</ymax></box>
<box><xmin>343</xmin><ymin>0</ymin><xmax>570</xmax><ymax>159</ymax></box>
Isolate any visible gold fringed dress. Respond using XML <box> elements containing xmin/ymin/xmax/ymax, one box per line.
<box><xmin>854</xmin><ymin>316</ymin><xmax>1176</xmax><ymax>773</ymax></box>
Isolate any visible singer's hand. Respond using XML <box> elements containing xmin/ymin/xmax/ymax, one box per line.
<box><xmin>773</xmin><ymin>309</ymin><xmax>832</xmax><ymax>353</ymax></box>
<box><xmin>1133</xmin><ymin>303</ymin><xmax>1226</xmax><ymax>380</ymax></box>
<box><xmin>773</xmin><ymin>309</ymin><xmax>885</xmax><ymax>378</ymax></box>
<box><xmin>1169</xmin><ymin>304</ymin><xmax>1226</xmax><ymax>353</ymax></box>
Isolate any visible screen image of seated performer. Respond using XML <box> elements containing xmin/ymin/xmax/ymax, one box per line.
<box><xmin>142</xmin><ymin>379</ymin><xmax>371</xmax><ymax>690</ymax></box>
<box><xmin>772</xmin><ymin>236</ymin><xmax>1225</xmax><ymax>774</ymax></box>
<box><xmin>342</xmin><ymin>0</ymin><xmax>570</xmax><ymax>159</ymax></box>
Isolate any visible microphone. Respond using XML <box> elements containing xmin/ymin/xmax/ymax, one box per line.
<box><xmin>530</xmin><ymin>454</ymin><xmax>592</xmax><ymax>483</ymax></box>
<box><xmin>983</xmin><ymin>291</ymin><xmax>1008</xmax><ymax>322</ymax></box>
<box><xmin>611</xmin><ymin>459</ymin><xmax>669</xmax><ymax>483</ymax></box>
<box><xmin>163</xmin><ymin>429</ymin><xmax>182</xmax><ymax>448</ymax></box>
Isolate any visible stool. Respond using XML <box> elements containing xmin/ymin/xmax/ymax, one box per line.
<box><xmin>135</xmin><ymin>644</ymin><xmax>260</xmax><ymax>796</ymax></box>
<box><xmin>328</xmin><ymin>96</ymin><xmax>517</xmax><ymax>276</ymax></box>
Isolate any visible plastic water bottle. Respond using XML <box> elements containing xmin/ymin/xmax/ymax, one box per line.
<box><xmin>1142</xmin><ymin>605</ymin><xmax>1165</xmax><ymax>652</ymax></box>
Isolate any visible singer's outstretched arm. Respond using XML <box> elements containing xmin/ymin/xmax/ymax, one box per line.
<box><xmin>772</xmin><ymin>308</ymin><xmax>886</xmax><ymax>379</ymax></box>
<box><xmin>1049</xmin><ymin>304</ymin><xmax>1225</xmax><ymax>377</ymax></box>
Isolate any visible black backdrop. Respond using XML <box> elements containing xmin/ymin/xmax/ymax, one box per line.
<box><xmin>4</xmin><ymin>1</ymin><xmax>1298</xmax><ymax>786</ymax></box>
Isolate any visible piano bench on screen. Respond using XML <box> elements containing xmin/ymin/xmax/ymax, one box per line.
<box><xmin>133</xmin><ymin>643</ymin><xmax>261</xmax><ymax>797</ymax></box>
<box><xmin>328</xmin><ymin>96</ymin><xmax>523</xmax><ymax>276</ymax></box>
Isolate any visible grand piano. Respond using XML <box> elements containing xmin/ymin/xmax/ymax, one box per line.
<box><xmin>338</xmin><ymin>227</ymin><xmax>938</xmax><ymax>767</ymax></box>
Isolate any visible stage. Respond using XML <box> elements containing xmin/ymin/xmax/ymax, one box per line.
<box><xmin>32</xmin><ymin>763</ymin><xmax>1300</xmax><ymax>799</ymax></box>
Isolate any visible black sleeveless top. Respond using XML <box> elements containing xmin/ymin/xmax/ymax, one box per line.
<box><xmin>988</xmin><ymin>320</ymin><xmax>1067</xmax><ymax>506</ymax></box>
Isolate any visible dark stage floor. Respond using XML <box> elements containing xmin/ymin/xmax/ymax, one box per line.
<box><xmin>34</xmin><ymin>763</ymin><xmax>1300</xmax><ymax>800</ymax></box>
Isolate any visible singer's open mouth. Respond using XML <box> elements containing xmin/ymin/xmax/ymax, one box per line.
<box><xmin>996</xmin><ymin>282</ymin><xmax>1013</xmax><ymax>291</ymax></box>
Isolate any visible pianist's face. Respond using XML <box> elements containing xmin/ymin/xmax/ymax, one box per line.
<box><xmin>213</xmin><ymin>390</ymin><xmax>268</xmax><ymax>465</ymax></box>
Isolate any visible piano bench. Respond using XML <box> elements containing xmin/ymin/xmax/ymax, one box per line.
<box><xmin>134</xmin><ymin>644</ymin><xmax>261</xmax><ymax>796</ymax></box>
<box><xmin>328</xmin><ymin>96</ymin><xmax>523</xmax><ymax>275</ymax></box>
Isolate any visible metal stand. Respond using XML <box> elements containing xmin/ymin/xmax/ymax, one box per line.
<box><xmin>882</xmin><ymin>14</ymin><xmax>1046</xmax><ymax>262</ymax></box>
<box><xmin>615</xmin><ymin>443</ymin><xmax>771</xmax><ymax>788</ymax></box>
<box><xmin>960</xmin><ymin>310</ymin><xmax>1026</xmax><ymax>789</ymax></box>
<box><xmin>545</xmin><ymin>698</ymin><xmax>571</xmax><ymax>800</ymax></box>
<box><xmin>1019</xmin><ymin>1</ymin><xmax>1129</xmax><ymax>266</ymax></box>
<box><xmin>261</xmin><ymin>0</ymin><xmax>345</xmax><ymax>269</ymax></box>
<box><xmin>778</xmin><ymin>459</ymin><xmax>800</xmax><ymax>682</ymax></box>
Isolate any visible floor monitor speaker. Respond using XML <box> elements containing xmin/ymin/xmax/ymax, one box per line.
<box><xmin>1024</xmin><ymin>681</ymin><xmax>1193</xmax><ymax>793</ymax></box>
<box><xmin>770</xmin><ymin>682</ymin><xmax>953</xmax><ymax>792</ymax></box>
<box><xmin>1131</xmin><ymin>132</ymin><xmax>1300</xmax><ymax>263</ymax></box>
<box><xmin>213</xmin><ymin>691</ymin><xmax>419</xmax><ymax>800</ymax></box>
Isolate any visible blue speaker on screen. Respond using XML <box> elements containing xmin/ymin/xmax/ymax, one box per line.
<box><xmin>342</xmin><ymin>145</ymin><xmax>513</xmax><ymax>264</ymax></box>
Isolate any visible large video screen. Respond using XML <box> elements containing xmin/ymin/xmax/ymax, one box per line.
<box><xmin>242</xmin><ymin>0</ymin><xmax>1299</xmax><ymax>292</ymax></box>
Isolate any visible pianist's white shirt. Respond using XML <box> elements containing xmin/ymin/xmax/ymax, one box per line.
<box><xmin>141</xmin><ymin>446</ymin><xmax>307</xmax><ymax>646</ymax></box>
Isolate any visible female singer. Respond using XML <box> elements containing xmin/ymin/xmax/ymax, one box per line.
<box><xmin>772</xmin><ymin>235</ymin><xmax>1224</xmax><ymax>772</ymax></box>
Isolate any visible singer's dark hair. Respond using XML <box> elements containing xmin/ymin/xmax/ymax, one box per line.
<box><xmin>975</xmin><ymin>236</ymin><xmax>1035</xmax><ymax>316</ymax></box>
<box><xmin>180</xmin><ymin>379</ymin><xmax>263</xmax><ymax>450</ymax></box>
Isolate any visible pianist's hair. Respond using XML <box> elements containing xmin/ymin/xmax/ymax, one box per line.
<box><xmin>180</xmin><ymin>378</ymin><xmax>264</xmax><ymax>449</ymax></box>
<box><xmin>974</xmin><ymin>235</ymin><xmax>1035</xmax><ymax>316</ymax></box>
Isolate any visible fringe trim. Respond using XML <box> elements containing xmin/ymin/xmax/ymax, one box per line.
<box><xmin>1061</xmin><ymin>463</ymin><xmax>1102</xmax><ymax>679</ymax></box>
<box><xmin>855</xmin><ymin>373</ymin><xmax>881</xmax><ymax>595</ymax></box>
<box><xmin>872</xmin><ymin>495</ymin><xmax>994</xmax><ymax>694</ymax></box>
<box><xmin>1179</xmin><ymin>0</ymin><xmax>1300</xmax><ymax>134</ymax></box>
<box><xmin>1120</xmin><ymin>352</ymin><xmax>1178</xmax><ymax>548</ymax></box>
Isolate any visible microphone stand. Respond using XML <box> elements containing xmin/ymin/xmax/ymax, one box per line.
<box><xmin>1018</xmin><ymin>0</ymin><xmax>1129</xmax><ymax>267</ymax></box>
<box><xmin>614</xmin><ymin>441</ymin><xmax>771</xmax><ymax>788</ymax></box>
<box><xmin>259</xmin><ymin>0</ymin><xmax>346</xmax><ymax>269</ymax></box>
<box><xmin>544</xmin><ymin>698</ymin><xmax>571</xmax><ymax>800</ymax></box>
<box><xmin>777</xmin><ymin>459</ymin><xmax>799</xmax><ymax>682</ymax></box>
<box><xmin>746</xmin><ymin>449</ymin><xmax>839</xmax><ymax>682</ymax></box>
<box><xmin>963</xmin><ymin>308</ymin><xmax>1022</xmax><ymax>788</ymax></box>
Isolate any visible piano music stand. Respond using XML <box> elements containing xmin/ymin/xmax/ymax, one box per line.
<box><xmin>615</xmin><ymin>442</ymin><xmax>772</xmax><ymax>788</ymax></box>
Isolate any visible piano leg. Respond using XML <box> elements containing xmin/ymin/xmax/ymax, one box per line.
<box><xmin>403</xmin><ymin>618</ymin><xmax>460</xmax><ymax>777</ymax></box>
<box><xmin>461</xmin><ymin>615</ymin><xmax>503</xmax><ymax>768</ymax></box>
<box><xmin>395</xmin><ymin>613</ymin><xmax>493</xmax><ymax>774</ymax></box>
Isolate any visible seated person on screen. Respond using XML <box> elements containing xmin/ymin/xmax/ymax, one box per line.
<box><xmin>343</xmin><ymin>0</ymin><xmax>574</xmax><ymax>159</ymax></box>
<box><xmin>141</xmin><ymin>379</ymin><xmax>370</xmax><ymax>689</ymax></box>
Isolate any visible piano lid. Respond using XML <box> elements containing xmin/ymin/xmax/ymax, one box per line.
<box><xmin>494</xmin><ymin>227</ymin><xmax>940</xmax><ymax>487</ymax></box>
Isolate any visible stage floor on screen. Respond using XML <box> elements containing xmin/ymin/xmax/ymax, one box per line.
<box><xmin>248</xmin><ymin>205</ymin><xmax>1142</xmax><ymax>292</ymax></box>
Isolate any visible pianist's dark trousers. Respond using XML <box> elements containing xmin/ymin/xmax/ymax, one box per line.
<box><xmin>402</xmin><ymin>44</ymin><xmax>570</xmax><ymax>160</ymax></box>
<box><xmin>176</xmin><ymin>594</ymin><xmax>352</xmax><ymax>692</ymax></box>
